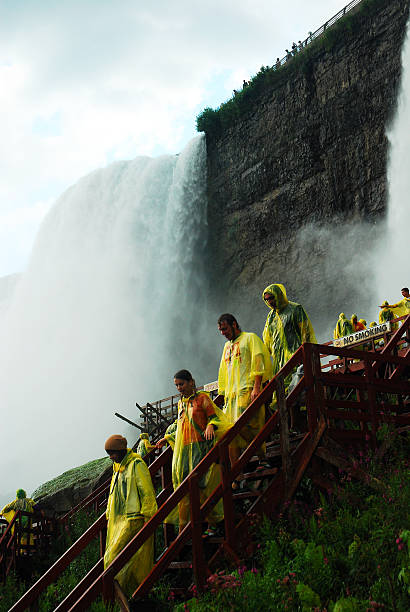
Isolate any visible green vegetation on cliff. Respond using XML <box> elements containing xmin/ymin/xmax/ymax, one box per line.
<box><xmin>196</xmin><ymin>0</ymin><xmax>388</xmax><ymax>137</ymax></box>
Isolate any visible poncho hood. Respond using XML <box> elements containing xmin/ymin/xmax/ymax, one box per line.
<box><xmin>262</xmin><ymin>283</ymin><xmax>289</xmax><ymax>312</ymax></box>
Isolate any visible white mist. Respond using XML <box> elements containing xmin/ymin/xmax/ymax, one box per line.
<box><xmin>0</xmin><ymin>136</ymin><xmax>217</xmax><ymax>496</ymax></box>
<box><xmin>375</xmin><ymin>22</ymin><xmax>410</xmax><ymax>305</ymax></box>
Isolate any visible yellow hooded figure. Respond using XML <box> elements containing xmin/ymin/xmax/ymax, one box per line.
<box><xmin>379</xmin><ymin>300</ymin><xmax>398</xmax><ymax>331</ymax></box>
<box><xmin>104</xmin><ymin>444</ymin><xmax>158</xmax><ymax>596</ymax></box>
<box><xmin>136</xmin><ymin>433</ymin><xmax>156</xmax><ymax>461</ymax></box>
<box><xmin>1</xmin><ymin>489</ymin><xmax>36</xmax><ymax>547</ymax></box>
<box><xmin>262</xmin><ymin>283</ymin><xmax>316</xmax><ymax>376</ymax></box>
<box><xmin>333</xmin><ymin>313</ymin><xmax>354</xmax><ymax>339</ymax></box>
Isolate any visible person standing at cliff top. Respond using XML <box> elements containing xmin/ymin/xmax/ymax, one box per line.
<box><xmin>104</xmin><ymin>435</ymin><xmax>157</xmax><ymax>596</ymax></box>
<box><xmin>262</xmin><ymin>283</ymin><xmax>316</xmax><ymax>378</ymax></box>
<box><xmin>380</xmin><ymin>287</ymin><xmax>410</xmax><ymax>319</ymax></box>
<box><xmin>217</xmin><ymin>314</ymin><xmax>272</xmax><ymax>477</ymax></box>
<box><xmin>333</xmin><ymin>313</ymin><xmax>354</xmax><ymax>339</ymax></box>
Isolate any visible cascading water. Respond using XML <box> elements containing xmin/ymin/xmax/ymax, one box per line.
<box><xmin>374</xmin><ymin>21</ymin><xmax>410</xmax><ymax>305</ymax></box>
<box><xmin>0</xmin><ymin>135</ymin><xmax>219</xmax><ymax>497</ymax></box>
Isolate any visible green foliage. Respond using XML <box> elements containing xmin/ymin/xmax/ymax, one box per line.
<box><xmin>196</xmin><ymin>0</ymin><xmax>391</xmax><ymax>137</ymax></box>
<box><xmin>173</xmin><ymin>436</ymin><xmax>410</xmax><ymax>611</ymax></box>
<box><xmin>38</xmin><ymin>510</ymin><xmax>104</xmax><ymax>611</ymax></box>
<box><xmin>0</xmin><ymin>509</ymin><xmax>112</xmax><ymax>612</ymax></box>
<box><xmin>0</xmin><ymin>572</ymin><xmax>28</xmax><ymax>612</ymax></box>
<box><xmin>296</xmin><ymin>583</ymin><xmax>321</xmax><ymax>610</ymax></box>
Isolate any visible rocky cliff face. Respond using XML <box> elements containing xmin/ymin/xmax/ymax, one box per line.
<box><xmin>205</xmin><ymin>0</ymin><xmax>409</xmax><ymax>338</ymax></box>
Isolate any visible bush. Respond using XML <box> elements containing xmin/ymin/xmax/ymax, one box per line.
<box><xmin>174</xmin><ymin>434</ymin><xmax>410</xmax><ymax>611</ymax></box>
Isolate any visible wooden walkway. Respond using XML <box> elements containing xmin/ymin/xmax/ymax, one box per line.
<box><xmin>6</xmin><ymin>315</ymin><xmax>410</xmax><ymax>611</ymax></box>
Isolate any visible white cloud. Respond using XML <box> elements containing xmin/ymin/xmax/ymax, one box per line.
<box><xmin>0</xmin><ymin>0</ymin><xmax>345</xmax><ymax>274</ymax></box>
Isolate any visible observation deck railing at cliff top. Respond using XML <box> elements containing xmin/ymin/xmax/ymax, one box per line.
<box><xmin>271</xmin><ymin>0</ymin><xmax>362</xmax><ymax>69</ymax></box>
<box><xmin>9</xmin><ymin>314</ymin><xmax>410</xmax><ymax>611</ymax></box>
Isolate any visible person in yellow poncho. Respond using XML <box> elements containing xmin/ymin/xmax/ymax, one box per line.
<box><xmin>104</xmin><ymin>435</ymin><xmax>158</xmax><ymax>596</ymax></box>
<box><xmin>333</xmin><ymin>313</ymin><xmax>354</xmax><ymax>339</ymax></box>
<box><xmin>380</xmin><ymin>288</ymin><xmax>410</xmax><ymax>319</ymax></box>
<box><xmin>379</xmin><ymin>300</ymin><xmax>398</xmax><ymax>332</ymax></box>
<box><xmin>136</xmin><ymin>433</ymin><xmax>156</xmax><ymax>462</ymax></box>
<box><xmin>1</xmin><ymin>489</ymin><xmax>37</xmax><ymax>548</ymax></box>
<box><xmin>262</xmin><ymin>283</ymin><xmax>316</xmax><ymax>377</ymax></box>
<box><xmin>157</xmin><ymin>370</ymin><xmax>232</xmax><ymax>537</ymax></box>
<box><xmin>351</xmin><ymin>314</ymin><xmax>365</xmax><ymax>332</ymax></box>
<box><xmin>217</xmin><ymin>314</ymin><xmax>272</xmax><ymax>475</ymax></box>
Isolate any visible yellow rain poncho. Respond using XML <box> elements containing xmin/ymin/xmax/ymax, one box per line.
<box><xmin>1</xmin><ymin>490</ymin><xmax>35</xmax><ymax>546</ymax></box>
<box><xmin>218</xmin><ymin>331</ymin><xmax>272</xmax><ymax>451</ymax></box>
<box><xmin>351</xmin><ymin>314</ymin><xmax>365</xmax><ymax>332</ymax></box>
<box><xmin>104</xmin><ymin>449</ymin><xmax>157</xmax><ymax>595</ymax></box>
<box><xmin>333</xmin><ymin>313</ymin><xmax>354</xmax><ymax>339</ymax></box>
<box><xmin>136</xmin><ymin>433</ymin><xmax>156</xmax><ymax>461</ymax></box>
<box><xmin>262</xmin><ymin>284</ymin><xmax>316</xmax><ymax>375</ymax></box>
<box><xmin>379</xmin><ymin>301</ymin><xmax>398</xmax><ymax>331</ymax></box>
<box><xmin>164</xmin><ymin>391</ymin><xmax>231</xmax><ymax>527</ymax></box>
<box><xmin>388</xmin><ymin>297</ymin><xmax>410</xmax><ymax>318</ymax></box>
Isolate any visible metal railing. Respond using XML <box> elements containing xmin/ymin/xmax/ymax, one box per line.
<box><xmin>270</xmin><ymin>0</ymin><xmax>362</xmax><ymax>71</ymax></box>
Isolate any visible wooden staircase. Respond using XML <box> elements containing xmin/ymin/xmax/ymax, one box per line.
<box><xmin>7</xmin><ymin>315</ymin><xmax>410</xmax><ymax>611</ymax></box>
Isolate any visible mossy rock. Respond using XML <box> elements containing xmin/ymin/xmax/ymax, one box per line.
<box><xmin>32</xmin><ymin>457</ymin><xmax>112</xmax><ymax>515</ymax></box>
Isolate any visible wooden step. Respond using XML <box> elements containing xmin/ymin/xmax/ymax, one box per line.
<box><xmin>169</xmin><ymin>561</ymin><xmax>192</xmax><ymax>569</ymax></box>
<box><xmin>242</xmin><ymin>467</ymin><xmax>278</xmax><ymax>481</ymax></box>
<box><xmin>233</xmin><ymin>490</ymin><xmax>261</xmax><ymax>499</ymax></box>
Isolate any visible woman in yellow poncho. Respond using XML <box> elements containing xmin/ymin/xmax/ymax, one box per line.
<box><xmin>1</xmin><ymin>489</ymin><xmax>37</xmax><ymax>547</ymax></box>
<box><xmin>157</xmin><ymin>369</ymin><xmax>231</xmax><ymax>537</ymax></box>
<box><xmin>262</xmin><ymin>283</ymin><xmax>316</xmax><ymax>376</ymax></box>
<box><xmin>104</xmin><ymin>435</ymin><xmax>158</xmax><ymax>596</ymax></box>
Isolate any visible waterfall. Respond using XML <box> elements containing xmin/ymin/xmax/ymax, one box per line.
<box><xmin>0</xmin><ymin>135</ymin><xmax>218</xmax><ymax>495</ymax></box>
<box><xmin>375</xmin><ymin>22</ymin><xmax>410</xmax><ymax>304</ymax></box>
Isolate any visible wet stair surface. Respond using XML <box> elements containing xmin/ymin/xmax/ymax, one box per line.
<box><xmin>4</xmin><ymin>315</ymin><xmax>410</xmax><ymax>611</ymax></box>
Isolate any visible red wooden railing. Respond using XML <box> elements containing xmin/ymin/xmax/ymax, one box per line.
<box><xmin>0</xmin><ymin>510</ymin><xmax>58</xmax><ymax>582</ymax></box>
<box><xmin>9</xmin><ymin>315</ymin><xmax>409</xmax><ymax>611</ymax></box>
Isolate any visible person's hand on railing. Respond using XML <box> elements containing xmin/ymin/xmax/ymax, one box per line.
<box><xmin>250</xmin><ymin>376</ymin><xmax>262</xmax><ymax>402</ymax></box>
<box><xmin>156</xmin><ymin>438</ymin><xmax>167</xmax><ymax>449</ymax></box>
<box><xmin>203</xmin><ymin>424</ymin><xmax>215</xmax><ymax>440</ymax></box>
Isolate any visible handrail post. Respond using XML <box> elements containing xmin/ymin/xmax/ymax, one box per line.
<box><xmin>99</xmin><ymin>526</ymin><xmax>106</xmax><ymax>560</ymax></box>
<box><xmin>303</xmin><ymin>343</ymin><xmax>317</xmax><ymax>434</ymax></box>
<box><xmin>277</xmin><ymin>375</ymin><xmax>291</xmax><ymax>489</ymax></box>
<box><xmin>189</xmin><ymin>473</ymin><xmax>207</xmax><ymax>591</ymax></box>
<box><xmin>311</xmin><ymin>344</ymin><xmax>326</xmax><ymax>424</ymax></box>
<box><xmin>161</xmin><ymin>451</ymin><xmax>175</xmax><ymax>548</ymax></box>
<box><xmin>365</xmin><ymin>361</ymin><xmax>378</xmax><ymax>450</ymax></box>
<box><xmin>218</xmin><ymin>439</ymin><xmax>236</xmax><ymax>549</ymax></box>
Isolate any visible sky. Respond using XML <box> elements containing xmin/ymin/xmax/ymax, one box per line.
<box><xmin>0</xmin><ymin>0</ymin><xmax>346</xmax><ymax>277</ymax></box>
